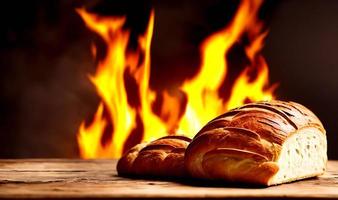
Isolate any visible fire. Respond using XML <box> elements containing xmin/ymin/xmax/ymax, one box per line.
<box><xmin>76</xmin><ymin>0</ymin><xmax>276</xmax><ymax>159</ymax></box>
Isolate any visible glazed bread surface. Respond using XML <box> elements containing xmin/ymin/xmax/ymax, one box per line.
<box><xmin>117</xmin><ymin>135</ymin><xmax>191</xmax><ymax>177</ymax></box>
<box><xmin>185</xmin><ymin>100</ymin><xmax>327</xmax><ymax>185</ymax></box>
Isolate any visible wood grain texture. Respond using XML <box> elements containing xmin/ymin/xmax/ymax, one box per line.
<box><xmin>0</xmin><ymin>159</ymin><xmax>337</xmax><ymax>199</ymax></box>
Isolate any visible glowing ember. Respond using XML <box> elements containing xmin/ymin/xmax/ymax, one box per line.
<box><xmin>76</xmin><ymin>0</ymin><xmax>277</xmax><ymax>158</ymax></box>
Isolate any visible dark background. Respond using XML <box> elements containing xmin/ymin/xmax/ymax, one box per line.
<box><xmin>0</xmin><ymin>0</ymin><xmax>337</xmax><ymax>159</ymax></box>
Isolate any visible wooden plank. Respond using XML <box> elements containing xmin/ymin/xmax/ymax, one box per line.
<box><xmin>0</xmin><ymin>159</ymin><xmax>337</xmax><ymax>199</ymax></box>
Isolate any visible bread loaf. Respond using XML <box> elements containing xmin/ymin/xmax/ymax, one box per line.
<box><xmin>117</xmin><ymin>135</ymin><xmax>191</xmax><ymax>177</ymax></box>
<box><xmin>185</xmin><ymin>100</ymin><xmax>327</xmax><ymax>185</ymax></box>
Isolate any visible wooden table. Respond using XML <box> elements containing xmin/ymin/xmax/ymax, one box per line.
<box><xmin>0</xmin><ymin>159</ymin><xmax>337</xmax><ymax>199</ymax></box>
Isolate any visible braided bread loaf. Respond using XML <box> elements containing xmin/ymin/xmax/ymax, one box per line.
<box><xmin>117</xmin><ymin>135</ymin><xmax>191</xmax><ymax>177</ymax></box>
<box><xmin>185</xmin><ymin>100</ymin><xmax>327</xmax><ymax>185</ymax></box>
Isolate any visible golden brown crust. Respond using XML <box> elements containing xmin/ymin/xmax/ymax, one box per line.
<box><xmin>202</xmin><ymin>148</ymin><xmax>279</xmax><ymax>184</ymax></box>
<box><xmin>185</xmin><ymin>100</ymin><xmax>325</xmax><ymax>185</ymax></box>
<box><xmin>117</xmin><ymin>135</ymin><xmax>191</xmax><ymax>177</ymax></box>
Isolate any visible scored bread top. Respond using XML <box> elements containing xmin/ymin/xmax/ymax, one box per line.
<box><xmin>193</xmin><ymin>100</ymin><xmax>324</xmax><ymax>160</ymax></box>
<box><xmin>117</xmin><ymin>135</ymin><xmax>191</xmax><ymax>177</ymax></box>
<box><xmin>185</xmin><ymin>100</ymin><xmax>325</xmax><ymax>184</ymax></box>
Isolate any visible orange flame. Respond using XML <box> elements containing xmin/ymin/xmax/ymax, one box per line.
<box><xmin>76</xmin><ymin>0</ymin><xmax>276</xmax><ymax>158</ymax></box>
